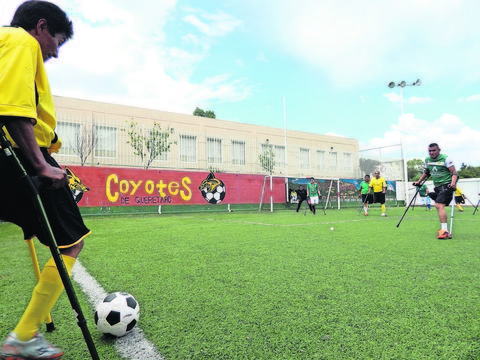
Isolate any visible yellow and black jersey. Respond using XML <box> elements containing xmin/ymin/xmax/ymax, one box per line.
<box><xmin>369</xmin><ymin>176</ymin><xmax>386</xmax><ymax>192</ymax></box>
<box><xmin>0</xmin><ymin>26</ymin><xmax>59</xmax><ymax>149</ymax></box>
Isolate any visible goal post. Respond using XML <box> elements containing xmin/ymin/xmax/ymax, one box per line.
<box><xmin>288</xmin><ymin>177</ymin><xmax>341</xmax><ymax>210</ymax></box>
<box><xmin>358</xmin><ymin>143</ymin><xmax>407</xmax><ymax>206</ymax></box>
<box><xmin>259</xmin><ymin>175</ymin><xmax>403</xmax><ymax>212</ymax></box>
<box><xmin>259</xmin><ymin>176</ymin><xmax>345</xmax><ymax>212</ymax></box>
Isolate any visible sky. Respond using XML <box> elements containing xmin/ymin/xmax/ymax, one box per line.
<box><xmin>3</xmin><ymin>0</ymin><xmax>480</xmax><ymax>167</ymax></box>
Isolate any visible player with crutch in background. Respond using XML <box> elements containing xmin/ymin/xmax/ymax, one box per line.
<box><xmin>307</xmin><ymin>177</ymin><xmax>320</xmax><ymax>215</ymax></box>
<box><xmin>358</xmin><ymin>174</ymin><xmax>373</xmax><ymax>216</ymax></box>
<box><xmin>413</xmin><ymin>143</ymin><xmax>458</xmax><ymax>240</ymax></box>
<box><xmin>418</xmin><ymin>183</ymin><xmax>432</xmax><ymax>210</ymax></box>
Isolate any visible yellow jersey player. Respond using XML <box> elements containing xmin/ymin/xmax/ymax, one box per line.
<box><xmin>367</xmin><ymin>170</ymin><xmax>387</xmax><ymax>216</ymax></box>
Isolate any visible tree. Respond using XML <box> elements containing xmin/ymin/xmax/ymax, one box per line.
<box><xmin>358</xmin><ymin>158</ymin><xmax>381</xmax><ymax>177</ymax></box>
<box><xmin>193</xmin><ymin>107</ymin><xmax>205</xmax><ymax>117</ymax></box>
<box><xmin>407</xmin><ymin>158</ymin><xmax>425</xmax><ymax>181</ymax></box>
<box><xmin>122</xmin><ymin>120</ymin><xmax>176</xmax><ymax>170</ymax></box>
<box><xmin>74</xmin><ymin>125</ymin><xmax>98</xmax><ymax>166</ymax></box>
<box><xmin>193</xmin><ymin>107</ymin><xmax>216</xmax><ymax>119</ymax></box>
<box><xmin>458</xmin><ymin>163</ymin><xmax>480</xmax><ymax>178</ymax></box>
<box><xmin>258</xmin><ymin>141</ymin><xmax>275</xmax><ymax>174</ymax></box>
<box><xmin>204</xmin><ymin>110</ymin><xmax>216</xmax><ymax>119</ymax></box>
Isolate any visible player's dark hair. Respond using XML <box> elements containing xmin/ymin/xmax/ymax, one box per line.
<box><xmin>10</xmin><ymin>0</ymin><xmax>73</xmax><ymax>40</ymax></box>
<box><xmin>428</xmin><ymin>143</ymin><xmax>440</xmax><ymax>149</ymax></box>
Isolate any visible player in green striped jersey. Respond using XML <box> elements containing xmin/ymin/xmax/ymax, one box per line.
<box><xmin>413</xmin><ymin>143</ymin><xmax>458</xmax><ymax>239</ymax></box>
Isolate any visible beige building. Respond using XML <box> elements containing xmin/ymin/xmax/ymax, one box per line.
<box><xmin>53</xmin><ymin>96</ymin><xmax>359</xmax><ymax>179</ymax></box>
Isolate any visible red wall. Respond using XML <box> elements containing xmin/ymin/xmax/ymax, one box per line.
<box><xmin>66</xmin><ymin>166</ymin><xmax>286</xmax><ymax>207</ymax></box>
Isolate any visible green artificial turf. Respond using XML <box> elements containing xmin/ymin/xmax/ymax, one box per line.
<box><xmin>1</xmin><ymin>206</ymin><xmax>479</xmax><ymax>359</ymax></box>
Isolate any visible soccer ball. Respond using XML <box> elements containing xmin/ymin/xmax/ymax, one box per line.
<box><xmin>94</xmin><ymin>292</ymin><xmax>140</xmax><ymax>337</ymax></box>
<box><xmin>200</xmin><ymin>180</ymin><xmax>226</xmax><ymax>204</ymax></box>
<box><xmin>202</xmin><ymin>184</ymin><xmax>226</xmax><ymax>204</ymax></box>
<box><xmin>199</xmin><ymin>172</ymin><xmax>227</xmax><ymax>204</ymax></box>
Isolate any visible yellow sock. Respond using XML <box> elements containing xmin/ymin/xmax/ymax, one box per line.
<box><xmin>14</xmin><ymin>255</ymin><xmax>76</xmax><ymax>341</ymax></box>
<box><xmin>381</xmin><ymin>204</ymin><xmax>386</xmax><ymax>213</ymax></box>
<box><xmin>457</xmin><ymin>205</ymin><xmax>463</xmax><ymax>211</ymax></box>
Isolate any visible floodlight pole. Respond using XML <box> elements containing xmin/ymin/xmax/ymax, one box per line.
<box><xmin>387</xmin><ymin>79</ymin><xmax>421</xmax><ymax>208</ymax></box>
<box><xmin>283</xmin><ymin>96</ymin><xmax>289</xmax><ymax>204</ymax></box>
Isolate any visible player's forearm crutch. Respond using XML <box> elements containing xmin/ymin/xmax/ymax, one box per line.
<box><xmin>449</xmin><ymin>194</ymin><xmax>455</xmax><ymax>237</ymax></box>
<box><xmin>0</xmin><ymin>124</ymin><xmax>99</xmax><ymax>360</ymax></box>
<box><xmin>323</xmin><ymin>180</ymin><xmax>333</xmax><ymax>215</ymax></box>
<box><xmin>358</xmin><ymin>194</ymin><xmax>368</xmax><ymax>215</ymax></box>
<box><xmin>26</xmin><ymin>238</ymin><xmax>56</xmax><ymax>332</ymax></box>
<box><xmin>462</xmin><ymin>195</ymin><xmax>477</xmax><ymax>210</ymax></box>
<box><xmin>396</xmin><ymin>176</ymin><xmax>428</xmax><ymax>228</ymax></box>
<box><xmin>474</xmin><ymin>199</ymin><xmax>480</xmax><ymax>215</ymax></box>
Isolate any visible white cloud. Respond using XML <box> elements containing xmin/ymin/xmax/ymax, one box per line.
<box><xmin>465</xmin><ymin>94</ymin><xmax>480</xmax><ymax>102</ymax></box>
<box><xmin>383</xmin><ymin>92</ymin><xmax>403</xmax><ymax>104</ymax></box>
<box><xmin>2</xmin><ymin>0</ymin><xmax>250</xmax><ymax>115</ymax></box>
<box><xmin>407</xmin><ymin>96</ymin><xmax>433</xmax><ymax>104</ymax></box>
<box><xmin>363</xmin><ymin>113</ymin><xmax>480</xmax><ymax>166</ymax></box>
<box><xmin>383</xmin><ymin>92</ymin><xmax>433</xmax><ymax>106</ymax></box>
<box><xmin>247</xmin><ymin>0</ymin><xmax>480</xmax><ymax>89</ymax></box>
<box><xmin>182</xmin><ymin>10</ymin><xmax>242</xmax><ymax>38</ymax></box>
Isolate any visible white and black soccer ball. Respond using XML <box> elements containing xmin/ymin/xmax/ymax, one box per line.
<box><xmin>202</xmin><ymin>184</ymin><xmax>226</xmax><ymax>204</ymax></box>
<box><xmin>94</xmin><ymin>292</ymin><xmax>140</xmax><ymax>337</ymax></box>
<box><xmin>199</xmin><ymin>173</ymin><xmax>226</xmax><ymax>204</ymax></box>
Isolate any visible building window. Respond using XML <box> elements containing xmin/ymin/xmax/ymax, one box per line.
<box><xmin>329</xmin><ymin>151</ymin><xmax>337</xmax><ymax>170</ymax></box>
<box><xmin>207</xmin><ymin>137</ymin><xmax>222</xmax><ymax>164</ymax></box>
<box><xmin>343</xmin><ymin>152</ymin><xmax>353</xmax><ymax>171</ymax></box>
<box><xmin>275</xmin><ymin>145</ymin><xmax>285</xmax><ymax>168</ymax></box>
<box><xmin>56</xmin><ymin>121</ymin><xmax>80</xmax><ymax>156</ymax></box>
<box><xmin>232</xmin><ymin>140</ymin><xmax>245</xmax><ymax>165</ymax></box>
<box><xmin>94</xmin><ymin>125</ymin><xmax>117</xmax><ymax>158</ymax></box>
<box><xmin>300</xmin><ymin>148</ymin><xmax>310</xmax><ymax>169</ymax></box>
<box><xmin>179</xmin><ymin>134</ymin><xmax>197</xmax><ymax>162</ymax></box>
<box><xmin>316</xmin><ymin>150</ymin><xmax>325</xmax><ymax>170</ymax></box>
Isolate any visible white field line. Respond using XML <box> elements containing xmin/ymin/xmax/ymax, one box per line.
<box><xmin>72</xmin><ymin>261</ymin><xmax>164</xmax><ymax>360</ymax></box>
<box><xmin>200</xmin><ymin>217</ymin><xmax>366</xmax><ymax>227</ymax></box>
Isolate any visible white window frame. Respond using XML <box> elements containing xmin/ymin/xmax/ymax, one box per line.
<box><xmin>300</xmin><ymin>148</ymin><xmax>310</xmax><ymax>169</ymax></box>
<box><xmin>94</xmin><ymin>125</ymin><xmax>117</xmax><ymax>158</ymax></box>
<box><xmin>56</xmin><ymin>121</ymin><xmax>80</xmax><ymax>156</ymax></box>
<box><xmin>275</xmin><ymin>145</ymin><xmax>285</xmax><ymax>168</ymax></box>
<box><xmin>179</xmin><ymin>134</ymin><xmax>197</xmax><ymax>163</ymax></box>
<box><xmin>207</xmin><ymin>137</ymin><xmax>222</xmax><ymax>164</ymax></box>
<box><xmin>232</xmin><ymin>140</ymin><xmax>246</xmax><ymax>165</ymax></box>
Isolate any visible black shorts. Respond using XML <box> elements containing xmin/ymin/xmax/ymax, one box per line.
<box><xmin>428</xmin><ymin>184</ymin><xmax>454</xmax><ymax>206</ymax></box>
<box><xmin>0</xmin><ymin>148</ymin><xmax>90</xmax><ymax>248</ymax></box>
<box><xmin>373</xmin><ymin>192</ymin><xmax>386</xmax><ymax>204</ymax></box>
<box><xmin>361</xmin><ymin>194</ymin><xmax>373</xmax><ymax>204</ymax></box>
<box><xmin>455</xmin><ymin>195</ymin><xmax>465</xmax><ymax>204</ymax></box>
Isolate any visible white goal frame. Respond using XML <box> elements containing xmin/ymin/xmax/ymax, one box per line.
<box><xmin>258</xmin><ymin>175</ymin><xmax>342</xmax><ymax>212</ymax></box>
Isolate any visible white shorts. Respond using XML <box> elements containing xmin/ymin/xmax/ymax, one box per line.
<box><xmin>309</xmin><ymin>195</ymin><xmax>319</xmax><ymax>205</ymax></box>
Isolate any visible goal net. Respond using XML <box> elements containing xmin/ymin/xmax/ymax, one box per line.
<box><xmin>358</xmin><ymin>143</ymin><xmax>407</xmax><ymax>204</ymax></box>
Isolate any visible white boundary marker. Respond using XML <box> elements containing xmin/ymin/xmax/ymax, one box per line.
<box><xmin>72</xmin><ymin>260</ymin><xmax>164</xmax><ymax>360</ymax></box>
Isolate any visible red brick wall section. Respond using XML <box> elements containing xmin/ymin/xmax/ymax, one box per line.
<box><xmin>65</xmin><ymin>166</ymin><xmax>286</xmax><ymax>207</ymax></box>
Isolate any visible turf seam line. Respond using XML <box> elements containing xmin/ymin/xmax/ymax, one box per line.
<box><xmin>72</xmin><ymin>260</ymin><xmax>164</xmax><ymax>360</ymax></box>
